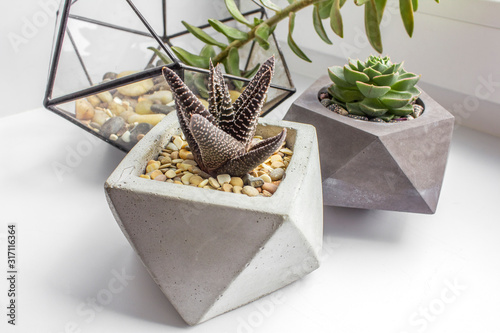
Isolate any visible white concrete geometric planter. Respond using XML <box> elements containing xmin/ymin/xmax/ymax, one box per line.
<box><xmin>285</xmin><ymin>76</ymin><xmax>454</xmax><ymax>214</ymax></box>
<box><xmin>105</xmin><ymin>112</ymin><xmax>323</xmax><ymax>325</ymax></box>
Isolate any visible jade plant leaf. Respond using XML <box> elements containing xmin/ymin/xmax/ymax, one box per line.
<box><xmin>199</xmin><ymin>45</ymin><xmax>216</xmax><ymax>59</ymax></box>
<box><xmin>224</xmin><ymin>47</ymin><xmax>243</xmax><ymax>91</ymax></box>
<box><xmin>260</xmin><ymin>0</ymin><xmax>282</xmax><ymax>12</ymax></box>
<box><xmin>330</xmin><ymin>0</ymin><xmax>344</xmax><ymax>38</ymax></box>
<box><xmin>171</xmin><ymin>46</ymin><xmax>210</xmax><ymax>69</ymax></box>
<box><xmin>313</xmin><ymin>4</ymin><xmax>332</xmax><ymax>44</ymax></box>
<box><xmin>208</xmin><ymin>19</ymin><xmax>249</xmax><ymax>41</ymax></box>
<box><xmin>147</xmin><ymin>47</ymin><xmax>173</xmax><ymax>65</ymax></box>
<box><xmin>364</xmin><ymin>0</ymin><xmax>383</xmax><ymax>53</ymax></box>
<box><xmin>375</xmin><ymin>0</ymin><xmax>388</xmax><ymax>22</ymax></box>
<box><xmin>242</xmin><ymin>63</ymin><xmax>261</xmax><ymax>79</ymax></box>
<box><xmin>318</xmin><ymin>0</ymin><xmax>333</xmax><ymax>19</ymax></box>
<box><xmin>182</xmin><ymin>21</ymin><xmax>227</xmax><ymax>49</ymax></box>
<box><xmin>287</xmin><ymin>12</ymin><xmax>312</xmax><ymax>62</ymax></box>
<box><xmin>356</xmin><ymin>82</ymin><xmax>391</xmax><ymax>98</ymax></box>
<box><xmin>255</xmin><ymin>23</ymin><xmax>271</xmax><ymax>50</ymax></box>
<box><xmin>194</xmin><ymin>73</ymin><xmax>209</xmax><ymax>99</ymax></box>
<box><xmin>399</xmin><ymin>0</ymin><xmax>414</xmax><ymax>37</ymax></box>
<box><xmin>224</xmin><ymin>0</ymin><xmax>252</xmax><ymax>27</ymax></box>
<box><xmin>412</xmin><ymin>0</ymin><xmax>418</xmax><ymax>12</ymax></box>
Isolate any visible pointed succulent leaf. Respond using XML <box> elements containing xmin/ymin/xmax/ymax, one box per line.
<box><xmin>190</xmin><ymin>114</ymin><xmax>246</xmax><ymax>172</ymax></box>
<box><xmin>354</xmin><ymin>0</ymin><xmax>370</xmax><ymax>5</ymax></box>
<box><xmin>318</xmin><ymin>0</ymin><xmax>334</xmax><ymax>19</ymax></box>
<box><xmin>208</xmin><ymin>19</ymin><xmax>249</xmax><ymax>41</ymax></box>
<box><xmin>364</xmin><ymin>0</ymin><xmax>383</xmax><ymax>53</ymax></box>
<box><xmin>412</xmin><ymin>0</ymin><xmax>418</xmax><ymax>11</ymax></box>
<box><xmin>344</xmin><ymin>65</ymin><xmax>370</xmax><ymax>85</ymax></box>
<box><xmin>199</xmin><ymin>45</ymin><xmax>216</xmax><ymax>59</ymax></box>
<box><xmin>391</xmin><ymin>73</ymin><xmax>420</xmax><ymax>91</ymax></box>
<box><xmin>223</xmin><ymin>47</ymin><xmax>243</xmax><ymax>91</ymax></box>
<box><xmin>346</xmin><ymin>102</ymin><xmax>366</xmax><ymax>116</ymax></box>
<box><xmin>357</xmin><ymin>60</ymin><xmax>366</xmax><ymax>71</ymax></box>
<box><xmin>242</xmin><ymin>63</ymin><xmax>261</xmax><ymax>79</ymax></box>
<box><xmin>255</xmin><ymin>23</ymin><xmax>271</xmax><ymax>50</ymax></box>
<box><xmin>207</xmin><ymin>60</ymin><xmax>234</xmax><ymax>126</ymax></box>
<box><xmin>363</xmin><ymin>66</ymin><xmax>382</xmax><ymax>79</ymax></box>
<box><xmin>372</xmin><ymin>62</ymin><xmax>388</xmax><ymax>73</ymax></box>
<box><xmin>330</xmin><ymin>0</ymin><xmax>344</xmax><ymax>38</ymax></box>
<box><xmin>379</xmin><ymin>91</ymin><xmax>413</xmax><ymax>108</ymax></box>
<box><xmin>399</xmin><ymin>0</ymin><xmax>414</xmax><ymax>37</ymax></box>
<box><xmin>224</xmin><ymin>0</ymin><xmax>252</xmax><ymax>27</ymax></box>
<box><xmin>379</xmin><ymin>113</ymin><xmax>395</xmax><ymax>121</ymax></box>
<box><xmin>408</xmin><ymin>86</ymin><xmax>422</xmax><ymax>99</ymax></box>
<box><xmin>388</xmin><ymin>104</ymin><xmax>414</xmax><ymax>116</ymax></box>
<box><xmin>182</xmin><ymin>21</ymin><xmax>227</xmax><ymax>49</ymax></box>
<box><xmin>171</xmin><ymin>46</ymin><xmax>210</xmax><ymax>69</ymax></box>
<box><xmin>372</xmin><ymin>72</ymin><xmax>399</xmax><ymax>86</ymax></box>
<box><xmin>313</xmin><ymin>4</ymin><xmax>332</xmax><ymax>44</ymax></box>
<box><xmin>375</xmin><ymin>0</ymin><xmax>387</xmax><ymax>22</ymax></box>
<box><xmin>356</xmin><ymin>82</ymin><xmax>391</xmax><ymax>98</ymax></box>
<box><xmin>329</xmin><ymin>84</ymin><xmax>364</xmax><ymax>103</ymax></box>
<box><xmin>194</xmin><ymin>73</ymin><xmax>209</xmax><ymax>99</ymax></box>
<box><xmin>231</xmin><ymin>57</ymin><xmax>275</xmax><ymax>148</ymax></box>
<box><xmin>215</xmin><ymin>129</ymin><xmax>287</xmax><ymax>176</ymax></box>
<box><xmin>242</xmin><ymin>63</ymin><xmax>260</xmax><ymax>79</ymax></box>
<box><xmin>382</xmin><ymin>62</ymin><xmax>402</xmax><ymax>75</ymax></box>
<box><xmin>328</xmin><ymin>66</ymin><xmax>353</xmax><ymax>88</ymax></box>
<box><xmin>287</xmin><ymin>13</ymin><xmax>312</xmax><ymax>62</ymax></box>
<box><xmin>259</xmin><ymin>0</ymin><xmax>282</xmax><ymax>12</ymax></box>
<box><xmin>147</xmin><ymin>47</ymin><xmax>173</xmax><ymax>65</ymax></box>
<box><xmin>359</xmin><ymin>98</ymin><xmax>389</xmax><ymax>116</ymax></box>
<box><xmin>348</xmin><ymin>59</ymin><xmax>359</xmax><ymax>70</ymax></box>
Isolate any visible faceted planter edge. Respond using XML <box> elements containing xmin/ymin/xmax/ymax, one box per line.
<box><xmin>284</xmin><ymin>75</ymin><xmax>455</xmax><ymax>214</ymax></box>
<box><xmin>104</xmin><ymin>112</ymin><xmax>323</xmax><ymax>325</ymax></box>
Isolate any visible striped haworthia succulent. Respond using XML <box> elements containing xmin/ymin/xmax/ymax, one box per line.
<box><xmin>162</xmin><ymin>56</ymin><xmax>286</xmax><ymax>177</ymax></box>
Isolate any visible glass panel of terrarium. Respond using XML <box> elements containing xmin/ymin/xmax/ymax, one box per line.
<box><xmin>68</xmin><ymin>0</ymin><xmax>155</xmax><ymax>35</ymax></box>
<box><xmin>245</xmin><ymin>34</ymin><xmax>294</xmax><ymax>90</ymax></box>
<box><xmin>54</xmin><ymin>72</ymin><xmax>173</xmax><ymax>152</ymax></box>
<box><xmin>50</xmin><ymin>17</ymin><xmax>164</xmax><ymax>100</ymax></box>
<box><xmin>165</xmin><ymin>0</ymin><xmax>232</xmax><ymax>33</ymax></box>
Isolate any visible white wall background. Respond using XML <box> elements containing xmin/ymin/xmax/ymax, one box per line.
<box><xmin>1</xmin><ymin>0</ymin><xmax>499</xmax><ymax>137</ymax></box>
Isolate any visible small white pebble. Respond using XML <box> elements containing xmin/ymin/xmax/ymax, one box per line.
<box><xmin>109</xmin><ymin>134</ymin><xmax>118</xmax><ymax>141</ymax></box>
<box><xmin>121</xmin><ymin>130</ymin><xmax>131</xmax><ymax>143</ymax></box>
<box><xmin>217</xmin><ymin>174</ymin><xmax>231</xmax><ymax>185</ymax></box>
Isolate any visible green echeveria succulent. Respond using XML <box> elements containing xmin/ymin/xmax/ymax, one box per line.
<box><xmin>327</xmin><ymin>55</ymin><xmax>421</xmax><ymax>120</ymax></box>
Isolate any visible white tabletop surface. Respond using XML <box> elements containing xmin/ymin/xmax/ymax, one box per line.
<box><xmin>1</xmin><ymin>74</ymin><xmax>500</xmax><ymax>333</ymax></box>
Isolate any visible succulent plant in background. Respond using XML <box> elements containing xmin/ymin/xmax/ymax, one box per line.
<box><xmin>326</xmin><ymin>55</ymin><xmax>421</xmax><ymax>121</ymax></box>
<box><xmin>150</xmin><ymin>0</ymin><xmax>440</xmax><ymax>86</ymax></box>
<box><xmin>162</xmin><ymin>56</ymin><xmax>286</xmax><ymax>177</ymax></box>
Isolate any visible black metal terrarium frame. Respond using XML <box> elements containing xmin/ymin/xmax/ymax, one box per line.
<box><xmin>43</xmin><ymin>0</ymin><xmax>296</xmax><ymax>152</ymax></box>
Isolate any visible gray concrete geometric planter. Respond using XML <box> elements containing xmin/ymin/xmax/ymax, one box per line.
<box><xmin>104</xmin><ymin>112</ymin><xmax>323</xmax><ymax>325</ymax></box>
<box><xmin>285</xmin><ymin>76</ymin><xmax>454</xmax><ymax>214</ymax></box>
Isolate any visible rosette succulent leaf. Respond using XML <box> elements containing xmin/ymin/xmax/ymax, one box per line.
<box><xmin>327</xmin><ymin>55</ymin><xmax>421</xmax><ymax>119</ymax></box>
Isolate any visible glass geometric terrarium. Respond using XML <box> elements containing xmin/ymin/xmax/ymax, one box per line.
<box><xmin>44</xmin><ymin>0</ymin><xmax>295</xmax><ymax>152</ymax></box>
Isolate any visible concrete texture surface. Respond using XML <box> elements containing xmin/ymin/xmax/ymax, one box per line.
<box><xmin>105</xmin><ymin>112</ymin><xmax>323</xmax><ymax>325</ymax></box>
<box><xmin>285</xmin><ymin>76</ymin><xmax>455</xmax><ymax>214</ymax></box>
